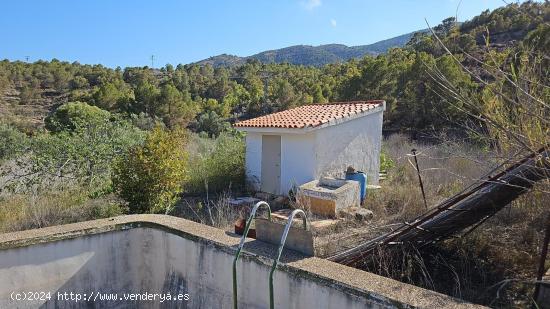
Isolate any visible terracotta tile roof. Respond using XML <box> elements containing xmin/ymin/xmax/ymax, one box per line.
<box><xmin>234</xmin><ymin>100</ymin><xmax>384</xmax><ymax>129</ymax></box>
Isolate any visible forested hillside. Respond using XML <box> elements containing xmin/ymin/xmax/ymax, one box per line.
<box><xmin>1</xmin><ymin>0</ymin><xmax>547</xmax><ymax>138</ymax></box>
<box><xmin>0</xmin><ymin>3</ymin><xmax>548</xmax><ymax>306</ymax></box>
<box><xmin>0</xmin><ymin>1</ymin><xmax>546</xmax><ymax>150</ymax></box>
<box><xmin>194</xmin><ymin>29</ymin><xmax>423</xmax><ymax>67</ymax></box>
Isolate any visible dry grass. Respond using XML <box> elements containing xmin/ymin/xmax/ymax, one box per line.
<box><xmin>173</xmin><ymin>192</ymin><xmax>243</xmax><ymax>230</ymax></box>
<box><xmin>366</xmin><ymin>134</ymin><xmax>494</xmax><ymax>224</ymax></box>
<box><xmin>0</xmin><ymin>189</ymin><xmax>126</xmax><ymax>233</ymax></box>
<box><xmin>361</xmin><ymin>134</ymin><xmax>550</xmax><ymax>308</ymax></box>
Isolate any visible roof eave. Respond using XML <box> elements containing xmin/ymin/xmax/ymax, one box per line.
<box><xmin>234</xmin><ymin>126</ymin><xmax>309</xmax><ymax>134</ymax></box>
<box><xmin>234</xmin><ymin>101</ymin><xmax>385</xmax><ymax>134</ymax></box>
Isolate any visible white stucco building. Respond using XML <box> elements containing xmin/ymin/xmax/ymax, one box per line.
<box><xmin>234</xmin><ymin>101</ymin><xmax>385</xmax><ymax>196</ymax></box>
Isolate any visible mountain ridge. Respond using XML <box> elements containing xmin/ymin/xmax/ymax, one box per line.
<box><xmin>194</xmin><ymin>29</ymin><xmax>426</xmax><ymax>67</ymax></box>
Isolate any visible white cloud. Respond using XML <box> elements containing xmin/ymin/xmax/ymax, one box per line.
<box><xmin>302</xmin><ymin>0</ymin><xmax>321</xmax><ymax>10</ymax></box>
<box><xmin>330</xmin><ymin>19</ymin><xmax>337</xmax><ymax>27</ymax></box>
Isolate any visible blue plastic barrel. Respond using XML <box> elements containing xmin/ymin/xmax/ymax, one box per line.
<box><xmin>345</xmin><ymin>171</ymin><xmax>367</xmax><ymax>203</ymax></box>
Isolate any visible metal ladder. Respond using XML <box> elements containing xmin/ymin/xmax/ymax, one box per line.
<box><xmin>269</xmin><ymin>209</ymin><xmax>308</xmax><ymax>309</ymax></box>
<box><xmin>232</xmin><ymin>201</ymin><xmax>271</xmax><ymax>309</ymax></box>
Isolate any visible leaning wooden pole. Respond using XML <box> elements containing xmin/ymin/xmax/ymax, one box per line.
<box><xmin>329</xmin><ymin>148</ymin><xmax>550</xmax><ymax>266</ymax></box>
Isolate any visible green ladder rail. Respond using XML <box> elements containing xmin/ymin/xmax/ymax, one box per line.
<box><xmin>269</xmin><ymin>209</ymin><xmax>308</xmax><ymax>309</ymax></box>
<box><xmin>232</xmin><ymin>201</ymin><xmax>272</xmax><ymax>309</ymax></box>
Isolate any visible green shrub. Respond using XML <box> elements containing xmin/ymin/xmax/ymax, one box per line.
<box><xmin>112</xmin><ymin>127</ymin><xmax>188</xmax><ymax>213</ymax></box>
<box><xmin>196</xmin><ymin>110</ymin><xmax>230</xmax><ymax>137</ymax></box>
<box><xmin>1</xmin><ymin>119</ymin><xmax>145</xmax><ymax>194</ymax></box>
<box><xmin>45</xmin><ymin>101</ymin><xmax>111</xmax><ymax>133</ymax></box>
<box><xmin>0</xmin><ymin>124</ymin><xmax>29</xmax><ymax>162</ymax></box>
<box><xmin>186</xmin><ymin>133</ymin><xmax>245</xmax><ymax>194</ymax></box>
<box><xmin>380</xmin><ymin>148</ymin><xmax>395</xmax><ymax>173</ymax></box>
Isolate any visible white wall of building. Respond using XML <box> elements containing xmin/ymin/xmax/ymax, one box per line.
<box><xmin>280</xmin><ymin>133</ymin><xmax>317</xmax><ymax>195</ymax></box>
<box><xmin>245</xmin><ymin>132</ymin><xmax>317</xmax><ymax>195</ymax></box>
<box><xmin>243</xmin><ymin>109</ymin><xmax>383</xmax><ymax>195</ymax></box>
<box><xmin>314</xmin><ymin>111</ymin><xmax>383</xmax><ymax>185</ymax></box>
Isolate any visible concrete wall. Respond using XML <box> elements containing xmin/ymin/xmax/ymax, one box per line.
<box><xmin>0</xmin><ymin>215</ymin><xmax>483</xmax><ymax>309</ymax></box>
<box><xmin>537</xmin><ymin>268</ymin><xmax>550</xmax><ymax>309</ymax></box>
<box><xmin>0</xmin><ymin>230</ymin><xmax>143</xmax><ymax>308</ymax></box>
<box><xmin>537</xmin><ymin>282</ymin><xmax>550</xmax><ymax>309</ymax></box>
<box><xmin>0</xmin><ymin>227</ymin><xmax>364</xmax><ymax>309</ymax></box>
<box><xmin>314</xmin><ymin>111</ymin><xmax>383</xmax><ymax>185</ymax></box>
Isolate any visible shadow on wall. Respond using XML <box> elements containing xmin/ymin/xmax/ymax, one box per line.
<box><xmin>2</xmin><ymin>227</ymin><xmax>320</xmax><ymax>309</ymax></box>
<box><xmin>0</xmin><ymin>217</ymin><xmax>477</xmax><ymax>309</ymax></box>
<box><xmin>38</xmin><ymin>231</ymin><xmax>147</xmax><ymax>308</ymax></box>
<box><xmin>319</xmin><ymin>134</ymin><xmax>376</xmax><ymax>182</ymax></box>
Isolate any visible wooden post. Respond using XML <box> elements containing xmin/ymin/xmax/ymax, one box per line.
<box><xmin>411</xmin><ymin>149</ymin><xmax>428</xmax><ymax>209</ymax></box>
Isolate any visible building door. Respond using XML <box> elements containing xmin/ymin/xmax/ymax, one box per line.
<box><xmin>261</xmin><ymin>135</ymin><xmax>281</xmax><ymax>194</ymax></box>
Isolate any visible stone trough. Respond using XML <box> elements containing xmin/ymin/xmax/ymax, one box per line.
<box><xmin>297</xmin><ymin>177</ymin><xmax>360</xmax><ymax>218</ymax></box>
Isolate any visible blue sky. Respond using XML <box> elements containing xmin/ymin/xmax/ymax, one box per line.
<box><xmin>0</xmin><ymin>0</ymin><xmax>530</xmax><ymax>68</ymax></box>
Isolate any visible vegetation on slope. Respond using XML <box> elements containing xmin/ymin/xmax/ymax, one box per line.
<box><xmin>1</xmin><ymin>3</ymin><xmax>546</xmax><ymax>140</ymax></box>
<box><xmin>194</xmin><ymin>29</ymin><xmax>425</xmax><ymax>67</ymax></box>
<box><xmin>0</xmin><ymin>2</ymin><xmax>548</xmax><ymax>306</ymax></box>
